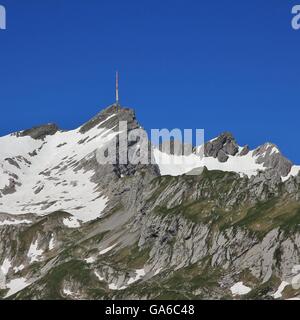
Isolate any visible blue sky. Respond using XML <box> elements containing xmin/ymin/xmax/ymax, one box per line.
<box><xmin>0</xmin><ymin>0</ymin><xmax>300</xmax><ymax>162</ymax></box>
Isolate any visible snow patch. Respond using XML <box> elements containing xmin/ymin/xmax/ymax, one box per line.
<box><xmin>154</xmin><ymin>148</ymin><xmax>265</xmax><ymax>178</ymax></box>
<box><xmin>99</xmin><ymin>244</ymin><xmax>116</xmax><ymax>255</ymax></box>
<box><xmin>230</xmin><ymin>282</ymin><xmax>252</xmax><ymax>296</ymax></box>
<box><xmin>4</xmin><ymin>277</ymin><xmax>30</xmax><ymax>298</ymax></box>
<box><xmin>63</xmin><ymin>217</ymin><xmax>80</xmax><ymax>228</ymax></box>
<box><xmin>85</xmin><ymin>257</ymin><xmax>96</xmax><ymax>264</ymax></box>
<box><xmin>1</xmin><ymin>258</ymin><xmax>11</xmax><ymax>275</ymax></box>
<box><xmin>27</xmin><ymin>240</ymin><xmax>43</xmax><ymax>263</ymax></box>
<box><xmin>270</xmin><ymin>146</ymin><xmax>280</xmax><ymax>156</ymax></box>
<box><xmin>63</xmin><ymin>287</ymin><xmax>74</xmax><ymax>296</ymax></box>
<box><xmin>154</xmin><ymin>268</ymin><xmax>162</xmax><ymax>276</ymax></box>
<box><xmin>273</xmin><ymin>281</ymin><xmax>289</xmax><ymax>299</ymax></box>
<box><xmin>49</xmin><ymin>234</ymin><xmax>55</xmax><ymax>250</ymax></box>
<box><xmin>13</xmin><ymin>265</ymin><xmax>24</xmax><ymax>273</ymax></box>
<box><xmin>0</xmin><ymin>219</ymin><xmax>31</xmax><ymax>226</ymax></box>
<box><xmin>282</xmin><ymin>166</ymin><xmax>300</xmax><ymax>182</ymax></box>
<box><xmin>292</xmin><ymin>273</ymin><xmax>300</xmax><ymax>290</ymax></box>
<box><xmin>127</xmin><ymin>269</ymin><xmax>146</xmax><ymax>285</ymax></box>
<box><xmin>292</xmin><ymin>265</ymin><xmax>300</xmax><ymax>274</ymax></box>
<box><xmin>0</xmin><ymin>120</ymin><xmax>115</xmax><ymax>223</ymax></box>
<box><xmin>94</xmin><ymin>271</ymin><xmax>104</xmax><ymax>281</ymax></box>
<box><xmin>108</xmin><ymin>283</ymin><xmax>127</xmax><ymax>291</ymax></box>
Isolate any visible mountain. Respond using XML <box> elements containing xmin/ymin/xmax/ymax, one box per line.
<box><xmin>154</xmin><ymin>132</ymin><xmax>299</xmax><ymax>179</ymax></box>
<box><xmin>1</xmin><ymin>104</ymin><xmax>300</xmax><ymax>300</ymax></box>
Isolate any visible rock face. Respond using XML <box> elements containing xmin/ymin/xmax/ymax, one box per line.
<box><xmin>204</xmin><ymin>132</ymin><xmax>239</xmax><ymax>161</ymax></box>
<box><xmin>159</xmin><ymin>140</ymin><xmax>193</xmax><ymax>156</ymax></box>
<box><xmin>203</xmin><ymin>134</ymin><xmax>293</xmax><ymax>176</ymax></box>
<box><xmin>239</xmin><ymin>145</ymin><xmax>250</xmax><ymax>156</ymax></box>
<box><xmin>19</xmin><ymin>124</ymin><xmax>60</xmax><ymax>140</ymax></box>
<box><xmin>80</xmin><ymin>104</ymin><xmax>139</xmax><ymax>134</ymax></box>
<box><xmin>0</xmin><ymin>104</ymin><xmax>300</xmax><ymax>300</ymax></box>
<box><xmin>253</xmin><ymin>143</ymin><xmax>293</xmax><ymax>177</ymax></box>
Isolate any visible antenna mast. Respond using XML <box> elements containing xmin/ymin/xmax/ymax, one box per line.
<box><xmin>116</xmin><ymin>71</ymin><xmax>119</xmax><ymax>105</ymax></box>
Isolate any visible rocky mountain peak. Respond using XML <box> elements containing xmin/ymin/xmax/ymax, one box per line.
<box><xmin>204</xmin><ymin>132</ymin><xmax>239</xmax><ymax>162</ymax></box>
<box><xmin>253</xmin><ymin>142</ymin><xmax>280</xmax><ymax>157</ymax></box>
<box><xmin>79</xmin><ymin>104</ymin><xmax>139</xmax><ymax>134</ymax></box>
<box><xmin>17</xmin><ymin>123</ymin><xmax>60</xmax><ymax>140</ymax></box>
<box><xmin>253</xmin><ymin>143</ymin><xmax>293</xmax><ymax>177</ymax></box>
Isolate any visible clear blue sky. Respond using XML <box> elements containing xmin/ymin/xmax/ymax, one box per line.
<box><xmin>0</xmin><ymin>0</ymin><xmax>300</xmax><ymax>162</ymax></box>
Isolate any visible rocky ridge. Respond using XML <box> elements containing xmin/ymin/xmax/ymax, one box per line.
<box><xmin>0</xmin><ymin>104</ymin><xmax>300</xmax><ymax>300</ymax></box>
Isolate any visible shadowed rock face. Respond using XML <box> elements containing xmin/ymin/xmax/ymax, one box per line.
<box><xmin>78</xmin><ymin>104</ymin><xmax>160</xmax><ymax>181</ymax></box>
<box><xmin>239</xmin><ymin>145</ymin><xmax>250</xmax><ymax>156</ymax></box>
<box><xmin>1</xmin><ymin>178</ymin><xmax>21</xmax><ymax>195</ymax></box>
<box><xmin>204</xmin><ymin>132</ymin><xmax>239</xmax><ymax>162</ymax></box>
<box><xmin>253</xmin><ymin>143</ymin><xmax>293</xmax><ymax>177</ymax></box>
<box><xmin>80</xmin><ymin>104</ymin><xmax>139</xmax><ymax>134</ymax></box>
<box><xmin>19</xmin><ymin>124</ymin><xmax>60</xmax><ymax>140</ymax></box>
